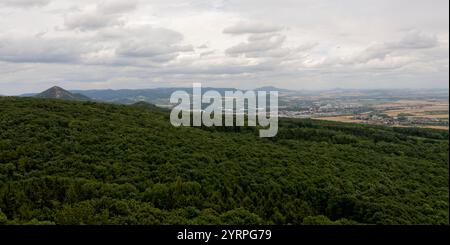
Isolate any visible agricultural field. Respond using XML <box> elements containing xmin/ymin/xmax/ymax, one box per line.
<box><xmin>313</xmin><ymin>99</ymin><xmax>449</xmax><ymax>130</ymax></box>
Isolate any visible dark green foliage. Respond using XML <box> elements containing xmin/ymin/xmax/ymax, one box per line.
<box><xmin>0</xmin><ymin>97</ymin><xmax>448</xmax><ymax>224</ymax></box>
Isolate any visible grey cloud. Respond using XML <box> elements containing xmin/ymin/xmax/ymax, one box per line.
<box><xmin>340</xmin><ymin>31</ymin><xmax>441</xmax><ymax>65</ymax></box>
<box><xmin>223</xmin><ymin>21</ymin><xmax>283</xmax><ymax>34</ymax></box>
<box><xmin>109</xmin><ymin>26</ymin><xmax>193</xmax><ymax>63</ymax></box>
<box><xmin>295</xmin><ymin>42</ymin><xmax>319</xmax><ymax>51</ymax></box>
<box><xmin>353</xmin><ymin>44</ymin><xmax>392</xmax><ymax>64</ymax></box>
<box><xmin>98</xmin><ymin>26</ymin><xmax>184</xmax><ymax>44</ymax></box>
<box><xmin>0</xmin><ymin>36</ymin><xmax>87</xmax><ymax>63</ymax></box>
<box><xmin>98</xmin><ymin>0</ymin><xmax>138</xmax><ymax>15</ymax></box>
<box><xmin>0</xmin><ymin>0</ymin><xmax>50</xmax><ymax>8</ymax></box>
<box><xmin>226</xmin><ymin>34</ymin><xmax>286</xmax><ymax>56</ymax></box>
<box><xmin>248</xmin><ymin>33</ymin><xmax>282</xmax><ymax>41</ymax></box>
<box><xmin>200</xmin><ymin>50</ymin><xmax>215</xmax><ymax>57</ymax></box>
<box><xmin>117</xmin><ymin>41</ymin><xmax>193</xmax><ymax>59</ymax></box>
<box><xmin>197</xmin><ymin>44</ymin><xmax>209</xmax><ymax>49</ymax></box>
<box><xmin>225</xmin><ymin>33</ymin><xmax>315</xmax><ymax>61</ymax></box>
<box><xmin>157</xmin><ymin>63</ymin><xmax>276</xmax><ymax>75</ymax></box>
<box><xmin>64</xmin><ymin>1</ymin><xmax>138</xmax><ymax>31</ymax></box>
<box><xmin>64</xmin><ymin>12</ymin><xmax>122</xmax><ymax>31</ymax></box>
<box><xmin>388</xmin><ymin>31</ymin><xmax>438</xmax><ymax>49</ymax></box>
<box><xmin>245</xmin><ymin>48</ymin><xmax>291</xmax><ymax>58</ymax></box>
<box><xmin>0</xmin><ymin>24</ymin><xmax>192</xmax><ymax>66</ymax></box>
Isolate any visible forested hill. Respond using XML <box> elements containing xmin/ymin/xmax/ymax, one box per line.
<box><xmin>0</xmin><ymin>97</ymin><xmax>448</xmax><ymax>225</ymax></box>
<box><xmin>35</xmin><ymin>86</ymin><xmax>91</xmax><ymax>101</ymax></box>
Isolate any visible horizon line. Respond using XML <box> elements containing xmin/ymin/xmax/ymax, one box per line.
<box><xmin>6</xmin><ymin>86</ymin><xmax>450</xmax><ymax>96</ymax></box>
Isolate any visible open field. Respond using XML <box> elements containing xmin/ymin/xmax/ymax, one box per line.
<box><xmin>317</xmin><ymin>117</ymin><xmax>449</xmax><ymax>130</ymax></box>
<box><xmin>315</xmin><ymin>116</ymin><xmax>364</xmax><ymax>123</ymax></box>
<box><xmin>315</xmin><ymin>99</ymin><xmax>449</xmax><ymax>130</ymax></box>
<box><xmin>375</xmin><ymin>100</ymin><xmax>448</xmax><ymax>116</ymax></box>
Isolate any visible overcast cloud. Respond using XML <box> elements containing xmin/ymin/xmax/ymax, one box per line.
<box><xmin>0</xmin><ymin>0</ymin><xmax>448</xmax><ymax>94</ymax></box>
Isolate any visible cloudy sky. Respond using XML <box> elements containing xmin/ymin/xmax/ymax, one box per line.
<box><xmin>0</xmin><ymin>0</ymin><xmax>448</xmax><ymax>95</ymax></box>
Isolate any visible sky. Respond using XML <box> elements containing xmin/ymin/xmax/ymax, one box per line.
<box><xmin>0</xmin><ymin>0</ymin><xmax>448</xmax><ymax>95</ymax></box>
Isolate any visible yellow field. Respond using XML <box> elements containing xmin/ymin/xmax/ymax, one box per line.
<box><xmin>422</xmin><ymin>125</ymin><xmax>449</xmax><ymax>130</ymax></box>
<box><xmin>315</xmin><ymin>116</ymin><xmax>364</xmax><ymax>123</ymax></box>
<box><xmin>315</xmin><ymin>99</ymin><xmax>448</xmax><ymax>130</ymax></box>
<box><xmin>377</xmin><ymin>100</ymin><xmax>448</xmax><ymax>119</ymax></box>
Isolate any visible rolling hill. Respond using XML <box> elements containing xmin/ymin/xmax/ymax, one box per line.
<box><xmin>0</xmin><ymin>97</ymin><xmax>448</xmax><ymax>225</ymax></box>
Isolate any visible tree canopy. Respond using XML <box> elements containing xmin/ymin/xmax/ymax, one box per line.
<box><xmin>0</xmin><ymin>97</ymin><xmax>448</xmax><ymax>224</ymax></box>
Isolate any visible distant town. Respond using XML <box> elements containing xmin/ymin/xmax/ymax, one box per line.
<box><xmin>276</xmin><ymin>89</ymin><xmax>449</xmax><ymax>130</ymax></box>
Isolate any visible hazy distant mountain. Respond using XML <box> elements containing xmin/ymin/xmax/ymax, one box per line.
<box><xmin>21</xmin><ymin>86</ymin><xmax>449</xmax><ymax>105</ymax></box>
<box><xmin>25</xmin><ymin>86</ymin><xmax>293</xmax><ymax>105</ymax></box>
<box><xmin>70</xmin><ymin>87</ymin><xmax>239</xmax><ymax>105</ymax></box>
<box><xmin>70</xmin><ymin>87</ymin><xmax>300</xmax><ymax>104</ymax></box>
<box><xmin>35</xmin><ymin>86</ymin><xmax>91</xmax><ymax>101</ymax></box>
<box><xmin>254</xmin><ymin>86</ymin><xmax>293</xmax><ymax>92</ymax></box>
<box><xmin>69</xmin><ymin>88</ymin><xmax>181</xmax><ymax>104</ymax></box>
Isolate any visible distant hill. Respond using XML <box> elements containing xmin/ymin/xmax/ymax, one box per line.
<box><xmin>131</xmin><ymin>101</ymin><xmax>170</xmax><ymax>112</ymax></box>
<box><xmin>70</xmin><ymin>87</ymin><xmax>292</xmax><ymax>105</ymax></box>
<box><xmin>70</xmin><ymin>87</ymin><xmax>238</xmax><ymax>104</ymax></box>
<box><xmin>35</xmin><ymin>86</ymin><xmax>90</xmax><ymax>101</ymax></box>
<box><xmin>254</xmin><ymin>86</ymin><xmax>293</xmax><ymax>92</ymax></box>
<box><xmin>69</xmin><ymin>88</ymin><xmax>180</xmax><ymax>104</ymax></box>
<box><xmin>26</xmin><ymin>86</ymin><xmax>291</xmax><ymax>104</ymax></box>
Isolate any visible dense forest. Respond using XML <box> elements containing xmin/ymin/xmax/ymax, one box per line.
<box><xmin>0</xmin><ymin>97</ymin><xmax>448</xmax><ymax>225</ymax></box>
